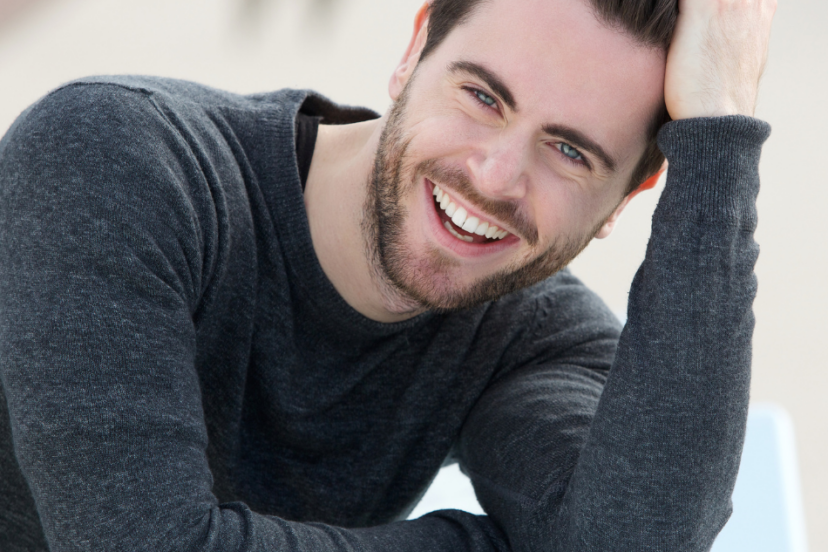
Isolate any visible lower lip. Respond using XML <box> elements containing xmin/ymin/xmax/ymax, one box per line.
<box><xmin>423</xmin><ymin>178</ymin><xmax>518</xmax><ymax>258</ymax></box>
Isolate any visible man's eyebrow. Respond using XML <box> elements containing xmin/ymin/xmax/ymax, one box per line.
<box><xmin>543</xmin><ymin>123</ymin><xmax>618</xmax><ymax>173</ymax></box>
<box><xmin>449</xmin><ymin>61</ymin><xmax>517</xmax><ymax>111</ymax></box>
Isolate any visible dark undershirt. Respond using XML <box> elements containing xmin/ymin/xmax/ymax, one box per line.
<box><xmin>295</xmin><ymin>112</ymin><xmax>320</xmax><ymax>190</ymax></box>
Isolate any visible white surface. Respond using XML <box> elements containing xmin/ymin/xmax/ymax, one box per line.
<box><xmin>712</xmin><ymin>403</ymin><xmax>809</xmax><ymax>552</ymax></box>
<box><xmin>408</xmin><ymin>463</ymin><xmax>483</xmax><ymax>519</ymax></box>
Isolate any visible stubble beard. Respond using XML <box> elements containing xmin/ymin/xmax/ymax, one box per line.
<box><xmin>361</xmin><ymin>83</ymin><xmax>605</xmax><ymax>314</ymax></box>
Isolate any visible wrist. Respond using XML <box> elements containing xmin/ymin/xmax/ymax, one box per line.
<box><xmin>668</xmin><ymin>89</ymin><xmax>757</xmax><ymax>121</ymax></box>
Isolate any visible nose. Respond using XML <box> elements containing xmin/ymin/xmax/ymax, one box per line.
<box><xmin>467</xmin><ymin>131</ymin><xmax>529</xmax><ymax>200</ymax></box>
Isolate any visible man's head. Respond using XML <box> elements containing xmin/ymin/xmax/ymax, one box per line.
<box><xmin>421</xmin><ymin>0</ymin><xmax>677</xmax><ymax>196</ymax></box>
<box><xmin>364</xmin><ymin>0</ymin><xmax>676</xmax><ymax>312</ymax></box>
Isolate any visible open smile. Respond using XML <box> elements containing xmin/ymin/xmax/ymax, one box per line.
<box><xmin>432</xmin><ymin>183</ymin><xmax>510</xmax><ymax>243</ymax></box>
<box><xmin>423</xmin><ymin>178</ymin><xmax>518</xmax><ymax>256</ymax></box>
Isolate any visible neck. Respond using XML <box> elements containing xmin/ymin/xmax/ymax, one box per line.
<box><xmin>303</xmin><ymin>115</ymin><xmax>426</xmax><ymax>323</ymax></box>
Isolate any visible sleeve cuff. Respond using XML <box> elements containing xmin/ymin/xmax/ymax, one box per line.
<box><xmin>655</xmin><ymin>115</ymin><xmax>771</xmax><ymax>228</ymax></box>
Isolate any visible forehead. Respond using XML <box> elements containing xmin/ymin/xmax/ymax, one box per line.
<box><xmin>429</xmin><ymin>0</ymin><xmax>666</xmax><ymax>165</ymax></box>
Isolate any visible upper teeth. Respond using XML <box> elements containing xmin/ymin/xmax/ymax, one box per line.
<box><xmin>433</xmin><ymin>184</ymin><xmax>510</xmax><ymax>240</ymax></box>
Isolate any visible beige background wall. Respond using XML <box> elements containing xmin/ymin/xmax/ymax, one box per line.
<box><xmin>0</xmin><ymin>0</ymin><xmax>824</xmax><ymax>548</ymax></box>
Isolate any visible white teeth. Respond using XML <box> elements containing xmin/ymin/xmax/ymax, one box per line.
<box><xmin>451</xmin><ymin>207</ymin><xmax>467</xmax><ymax>228</ymax></box>
<box><xmin>432</xmin><ymin>184</ymin><xmax>511</xmax><ymax>241</ymax></box>
<box><xmin>439</xmin><ymin>192</ymin><xmax>450</xmax><ymax>210</ymax></box>
<box><xmin>462</xmin><ymin>216</ymin><xmax>479</xmax><ymax>233</ymax></box>
<box><xmin>444</xmin><ymin>221</ymin><xmax>473</xmax><ymax>242</ymax></box>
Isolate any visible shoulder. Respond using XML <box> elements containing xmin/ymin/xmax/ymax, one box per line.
<box><xmin>485</xmin><ymin>269</ymin><xmax>621</xmax><ymax>333</ymax></box>
<box><xmin>0</xmin><ymin>78</ymin><xmax>228</xmax><ymax>246</ymax></box>
<box><xmin>1</xmin><ymin>76</ymin><xmax>314</xmax><ymax>157</ymax></box>
<box><xmin>471</xmin><ymin>269</ymin><xmax>622</xmax><ymax>376</ymax></box>
<box><xmin>1</xmin><ymin>78</ymin><xmax>181</xmax><ymax>169</ymax></box>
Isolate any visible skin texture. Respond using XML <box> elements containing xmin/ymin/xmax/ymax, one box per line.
<box><xmin>303</xmin><ymin>0</ymin><xmax>776</xmax><ymax>323</ymax></box>
<box><xmin>666</xmin><ymin>0</ymin><xmax>776</xmax><ymax>119</ymax></box>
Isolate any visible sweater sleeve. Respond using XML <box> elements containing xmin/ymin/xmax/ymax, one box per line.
<box><xmin>457</xmin><ymin>116</ymin><xmax>771</xmax><ymax>551</ymax></box>
<box><xmin>0</xmin><ymin>83</ymin><xmax>509</xmax><ymax>552</ymax></box>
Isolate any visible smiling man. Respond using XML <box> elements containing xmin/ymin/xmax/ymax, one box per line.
<box><xmin>328</xmin><ymin>0</ymin><xmax>670</xmax><ymax>318</ymax></box>
<box><xmin>0</xmin><ymin>0</ymin><xmax>775</xmax><ymax>551</ymax></box>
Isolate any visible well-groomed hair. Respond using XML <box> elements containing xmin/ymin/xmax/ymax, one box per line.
<box><xmin>420</xmin><ymin>0</ymin><xmax>678</xmax><ymax>195</ymax></box>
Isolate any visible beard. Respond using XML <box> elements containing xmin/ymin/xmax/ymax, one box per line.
<box><xmin>361</xmin><ymin>81</ymin><xmax>605</xmax><ymax>313</ymax></box>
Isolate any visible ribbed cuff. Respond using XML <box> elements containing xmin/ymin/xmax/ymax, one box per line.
<box><xmin>655</xmin><ymin>115</ymin><xmax>771</xmax><ymax>228</ymax></box>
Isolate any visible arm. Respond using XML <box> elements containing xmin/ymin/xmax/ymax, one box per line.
<box><xmin>458</xmin><ymin>1</ymin><xmax>775</xmax><ymax>549</ymax></box>
<box><xmin>0</xmin><ymin>83</ymin><xmax>507</xmax><ymax>552</ymax></box>
<box><xmin>459</xmin><ymin>114</ymin><xmax>768</xmax><ymax>551</ymax></box>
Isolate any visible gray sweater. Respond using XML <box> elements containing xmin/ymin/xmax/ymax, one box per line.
<box><xmin>0</xmin><ymin>76</ymin><xmax>770</xmax><ymax>552</ymax></box>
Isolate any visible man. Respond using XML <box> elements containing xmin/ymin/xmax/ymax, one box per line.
<box><xmin>0</xmin><ymin>0</ymin><xmax>774</xmax><ymax>550</ymax></box>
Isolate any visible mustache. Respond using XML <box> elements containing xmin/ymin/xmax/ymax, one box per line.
<box><xmin>416</xmin><ymin>159</ymin><xmax>539</xmax><ymax>246</ymax></box>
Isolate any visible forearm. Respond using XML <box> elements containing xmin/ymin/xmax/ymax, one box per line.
<box><xmin>547</xmin><ymin>115</ymin><xmax>770</xmax><ymax>550</ymax></box>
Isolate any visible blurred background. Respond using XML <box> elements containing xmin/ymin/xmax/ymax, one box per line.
<box><xmin>0</xmin><ymin>0</ymin><xmax>824</xmax><ymax>548</ymax></box>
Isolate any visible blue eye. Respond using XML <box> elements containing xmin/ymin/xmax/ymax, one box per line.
<box><xmin>558</xmin><ymin>143</ymin><xmax>583</xmax><ymax>161</ymax></box>
<box><xmin>474</xmin><ymin>90</ymin><xmax>496</xmax><ymax>107</ymax></box>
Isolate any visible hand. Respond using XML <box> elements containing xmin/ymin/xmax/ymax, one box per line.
<box><xmin>664</xmin><ymin>0</ymin><xmax>777</xmax><ymax>120</ymax></box>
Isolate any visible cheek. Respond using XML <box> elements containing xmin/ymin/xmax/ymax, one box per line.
<box><xmin>403</xmin><ymin>103</ymin><xmax>494</xmax><ymax>162</ymax></box>
<box><xmin>529</xmin><ymin>182</ymin><xmax>609</xmax><ymax>246</ymax></box>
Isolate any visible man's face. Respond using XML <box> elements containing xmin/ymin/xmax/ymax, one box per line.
<box><xmin>365</xmin><ymin>0</ymin><xmax>666</xmax><ymax>311</ymax></box>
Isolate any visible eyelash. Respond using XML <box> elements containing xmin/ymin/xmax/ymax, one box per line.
<box><xmin>461</xmin><ymin>86</ymin><xmax>591</xmax><ymax>170</ymax></box>
<box><xmin>553</xmin><ymin>143</ymin><xmax>590</xmax><ymax>170</ymax></box>
<box><xmin>462</xmin><ymin>86</ymin><xmax>499</xmax><ymax>112</ymax></box>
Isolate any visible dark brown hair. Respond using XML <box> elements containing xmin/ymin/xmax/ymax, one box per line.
<box><xmin>420</xmin><ymin>0</ymin><xmax>678</xmax><ymax>194</ymax></box>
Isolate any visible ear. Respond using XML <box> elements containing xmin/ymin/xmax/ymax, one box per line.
<box><xmin>635</xmin><ymin>160</ymin><xmax>668</xmax><ymax>193</ymax></box>
<box><xmin>594</xmin><ymin>162</ymin><xmax>667</xmax><ymax>239</ymax></box>
<box><xmin>389</xmin><ymin>2</ymin><xmax>431</xmax><ymax>101</ymax></box>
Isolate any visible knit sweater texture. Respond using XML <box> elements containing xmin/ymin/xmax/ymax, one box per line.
<box><xmin>0</xmin><ymin>76</ymin><xmax>770</xmax><ymax>552</ymax></box>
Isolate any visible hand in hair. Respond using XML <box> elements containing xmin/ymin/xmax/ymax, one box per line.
<box><xmin>664</xmin><ymin>0</ymin><xmax>777</xmax><ymax>119</ymax></box>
